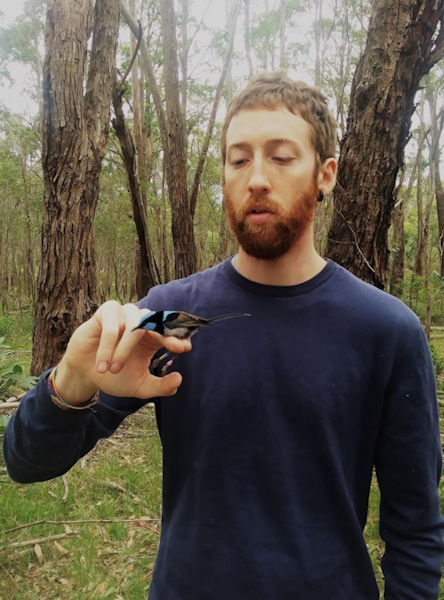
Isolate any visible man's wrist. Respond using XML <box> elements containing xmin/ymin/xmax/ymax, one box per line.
<box><xmin>53</xmin><ymin>359</ymin><xmax>99</xmax><ymax>407</ymax></box>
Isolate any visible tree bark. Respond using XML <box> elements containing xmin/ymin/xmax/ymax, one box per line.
<box><xmin>279</xmin><ymin>0</ymin><xmax>286</xmax><ymax>69</ymax></box>
<box><xmin>244</xmin><ymin>0</ymin><xmax>253</xmax><ymax>79</ymax></box>
<box><xmin>426</xmin><ymin>80</ymin><xmax>444</xmax><ymax>276</ymax></box>
<box><xmin>160</xmin><ymin>0</ymin><xmax>197</xmax><ymax>279</ymax></box>
<box><xmin>181</xmin><ymin>0</ymin><xmax>189</xmax><ymax>146</ymax></box>
<box><xmin>112</xmin><ymin>88</ymin><xmax>159</xmax><ymax>294</ymax></box>
<box><xmin>313</xmin><ymin>0</ymin><xmax>323</xmax><ymax>87</ymax></box>
<box><xmin>389</xmin><ymin>162</ymin><xmax>416</xmax><ymax>294</ymax></box>
<box><xmin>437</xmin><ymin>169</ymin><xmax>444</xmax><ymax>277</ymax></box>
<box><xmin>128</xmin><ymin>0</ymin><xmax>157</xmax><ymax>296</ymax></box>
<box><xmin>414</xmin><ymin>91</ymin><xmax>426</xmax><ymax>275</ymax></box>
<box><xmin>423</xmin><ymin>155</ymin><xmax>435</xmax><ymax>340</ymax></box>
<box><xmin>31</xmin><ymin>0</ymin><xmax>120</xmax><ymax>374</ymax></box>
<box><xmin>325</xmin><ymin>0</ymin><xmax>444</xmax><ymax>288</ymax></box>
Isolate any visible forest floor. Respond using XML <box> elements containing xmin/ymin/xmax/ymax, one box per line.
<box><xmin>0</xmin><ymin>326</ymin><xmax>443</xmax><ymax>599</ymax></box>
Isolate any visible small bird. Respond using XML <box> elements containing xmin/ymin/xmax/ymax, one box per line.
<box><xmin>133</xmin><ymin>310</ymin><xmax>250</xmax><ymax>376</ymax></box>
<box><xmin>133</xmin><ymin>310</ymin><xmax>250</xmax><ymax>339</ymax></box>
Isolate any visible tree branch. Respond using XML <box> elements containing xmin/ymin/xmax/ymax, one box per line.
<box><xmin>189</xmin><ymin>2</ymin><xmax>241</xmax><ymax>216</ymax></box>
<box><xmin>2</xmin><ymin>517</ymin><xmax>161</xmax><ymax>536</ymax></box>
<box><xmin>120</xmin><ymin>0</ymin><xmax>169</xmax><ymax>155</ymax></box>
<box><xmin>187</xmin><ymin>0</ymin><xmax>213</xmax><ymax>54</ymax></box>
<box><xmin>0</xmin><ymin>532</ymin><xmax>79</xmax><ymax>551</ymax></box>
<box><xmin>427</xmin><ymin>16</ymin><xmax>444</xmax><ymax>68</ymax></box>
<box><xmin>117</xmin><ymin>20</ymin><xmax>143</xmax><ymax>93</ymax></box>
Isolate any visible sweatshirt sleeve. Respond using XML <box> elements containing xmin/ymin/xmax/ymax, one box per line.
<box><xmin>374</xmin><ymin>319</ymin><xmax>444</xmax><ymax>599</ymax></box>
<box><xmin>3</xmin><ymin>371</ymin><xmax>151</xmax><ymax>484</ymax></box>
<box><xmin>3</xmin><ymin>291</ymin><xmax>169</xmax><ymax>484</ymax></box>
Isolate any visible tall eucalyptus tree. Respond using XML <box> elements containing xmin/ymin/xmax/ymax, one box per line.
<box><xmin>31</xmin><ymin>0</ymin><xmax>120</xmax><ymax>374</ymax></box>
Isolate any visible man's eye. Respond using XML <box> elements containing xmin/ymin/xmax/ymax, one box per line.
<box><xmin>232</xmin><ymin>159</ymin><xmax>247</xmax><ymax>166</ymax></box>
<box><xmin>273</xmin><ymin>156</ymin><xmax>292</xmax><ymax>163</ymax></box>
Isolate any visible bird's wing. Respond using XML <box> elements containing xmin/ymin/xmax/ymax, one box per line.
<box><xmin>166</xmin><ymin>311</ymin><xmax>210</xmax><ymax>328</ymax></box>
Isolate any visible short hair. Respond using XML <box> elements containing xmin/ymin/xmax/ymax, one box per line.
<box><xmin>221</xmin><ymin>71</ymin><xmax>337</xmax><ymax>168</ymax></box>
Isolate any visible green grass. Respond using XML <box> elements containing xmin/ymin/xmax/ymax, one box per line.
<box><xmin>0</xmin><ymin>412</ymin><xmax>162</xmax><ymax>600</ymax></box>
<box><xmin>363</xmin><ymin>480</ymin><xmax>384</xmax><ymax>593</ymax></box>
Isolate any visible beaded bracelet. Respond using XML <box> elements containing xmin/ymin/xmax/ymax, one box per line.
<box><xmin>48</xmin><ymin>366</ymin><xmax>100</xmax><ymax>412</ymax></box>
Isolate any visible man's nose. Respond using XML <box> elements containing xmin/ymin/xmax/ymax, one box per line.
<box><xmin>247</xmin><ymin>157</ymin><xmax>271</xmax><ymax>195</ymax></box>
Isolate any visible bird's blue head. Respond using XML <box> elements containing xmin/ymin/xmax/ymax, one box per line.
<box><xmin>133</xmin><ymin>310</ymin><xmax>178</xmax><ymax>332</ymax></box>
<box><xmin>134</xmin><ymin>310</ymin><xmax>159</xmax><ymax>331</ymax></box>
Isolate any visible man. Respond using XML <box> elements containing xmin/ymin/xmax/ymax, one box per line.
<box><xmin>4</xmin><ymin>72</ymin><xmax>444</xmax><ymax>599</ymax></box>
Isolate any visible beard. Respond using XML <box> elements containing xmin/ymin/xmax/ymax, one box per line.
<box><xmin>223</xmin><ymin>182</ymin><xmax>318</xmax><ymax>260</ymax></box>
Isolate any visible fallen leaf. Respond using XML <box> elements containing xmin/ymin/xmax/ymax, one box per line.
<box><xmin>64</xmin><ymin>525</ymin><xmax>74</xmax><ymax>535</ymax></box>
<box><xmin>58</xmin><ymin>578</ymin><xmax>70</xmax><ymax>585</ymax></box>
<box><xmin>34</xmin><ymin>544</ymin><xmax>43</xmax><ymax>564</ymax></box>
<box><xmin>94</xmin><ymin>581</ymin><xmax>108</xmax><ymax>594</ymax></box>
<box><xmin>54</xmin><ymin>541</ymin><xmax>69</xmax><ymax>555</ymax></box>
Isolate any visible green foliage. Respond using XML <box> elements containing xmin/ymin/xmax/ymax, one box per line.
<box><xmin>0</xmin><ymin>337</ymin><xmax>36</xmax><ymax>400</ymax></box>
<box><xmin>0</xmin><ymin>0</ymin><xmax>45</xmax><ymax>65</ymax></box>
<box><xmin>0</xmin><ymin>315</ymin><xmax>13</xmax><ymax>338</ymax></box>
<box><xmin>0</xmin><ymin>109</ymin><xmax>43</xmax><ymax>312</ymax></box>
<box><xmin>429</xmin><ymin>343</ymin><xmax>444</xmax><ymax>381</ymax></box>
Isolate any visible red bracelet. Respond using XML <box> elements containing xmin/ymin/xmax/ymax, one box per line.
<box><xmin>48</xmin><ymin>366</ymin><xmax>100</xmax><ymax>412</ymax></box>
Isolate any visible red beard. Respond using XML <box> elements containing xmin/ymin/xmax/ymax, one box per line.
<box><xmin>223</xmin><ymin>183</ymin><xmax>318</xmax><ymax>260</ymax></box>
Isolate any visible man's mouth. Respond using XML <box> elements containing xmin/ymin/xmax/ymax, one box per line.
<box><xmin>246</xmin><ymin>206</ymin><xmax>275</xmax><ymax>224</ymax></box>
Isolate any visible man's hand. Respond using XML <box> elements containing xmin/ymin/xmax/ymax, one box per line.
<box><xmin>54</xmin><ymin>301</ymin><xmax>192</xmax><ymax>406</ymax></box>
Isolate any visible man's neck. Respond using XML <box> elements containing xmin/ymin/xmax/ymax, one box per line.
<box><xmin>233</xmin><ymin>239</ymin><xmax>326</xmax><ymax>287</ymax></box>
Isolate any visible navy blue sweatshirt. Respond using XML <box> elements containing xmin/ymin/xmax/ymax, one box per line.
<box><xmin>4</xmin><ymin>259</ymin><xmax>444</xmax><ymax>599</ymax></box>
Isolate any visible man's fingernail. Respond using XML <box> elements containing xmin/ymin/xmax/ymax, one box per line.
<box><xmin>110</xmin><ymin>361</ymin><xmax>123</xmax><ymax>374</ymax></box>
<box><xmin>97</xmin><ymin>361</ymin><xmax>108</xmax><ymax>373</ymax></box>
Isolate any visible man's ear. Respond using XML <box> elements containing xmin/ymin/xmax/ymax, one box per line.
<box><xmin>317</xmin><ymin>158</ymin><xmax>337</xmax><ymax>195</ymax></box>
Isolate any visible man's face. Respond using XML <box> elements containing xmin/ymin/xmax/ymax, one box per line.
<box><xmin>223</xmin><ymin>107</ymin><xmax>320</xmax><ymax>260</ymax></box>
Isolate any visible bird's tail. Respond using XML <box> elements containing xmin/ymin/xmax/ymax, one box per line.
<box><xmin>207</xmin><ymin>312</ymin><xmax>251</xmax><ymax>324</ymax></box>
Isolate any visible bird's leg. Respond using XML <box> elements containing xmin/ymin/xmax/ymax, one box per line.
<box><xmin>151</xmin><ymin>351</ymin><xmax>170</xmax><ymax>370</ymax></box>
<box><xmin>161</xmin><ymin>356</ymin><xmax>176</xmax><ymax>377</ymax></box>
<box><xmin>151</xmin><ymin>350</ymin><xmax>179</xmax><ymax>377</ymax></box>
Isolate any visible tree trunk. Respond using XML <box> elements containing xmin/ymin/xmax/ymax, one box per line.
<box><xmin>389</xmin><ymin>199</ymin><xmax>406</xmax><ymax>294</ymax></box>
<box><xmin>219</xmin><ymin>1</ymin><xmax>239</xmax><ymax>260</ymax></box>
<box><xmin>31</xmin><ymin>0</ymin><xmax>120</xmax><ymax>374</ymax></box>
<box><xmin>112</xmin><ymin>88</ymin><xmax>159</xmax><ymax>295</ymax></box>
<box><xmin>31</xmin><ymin>5</ymin><xmax>43</xmax><ymax>123</ymax></box>
<box><xmin>160</xmin><ymin>0</ymin><xmax>197</xmax><ymax>279</ymax></box>
<box><xmin>21</xmin><ymin>157</ymin><xmax>36</xmax><ymax>307</ymax></box>
<box><xmin>126</xmin><ymin>0</ymin><xmax>159</xmax><ymax>296</ymax></box>
<box><xmin>313</xmin><ymin>0</ymin><xmax>323</xmax><ymax>87</ymax></box>
<box><xmin>279</xmin><ymin>0</ymin><xmax>285</xmax><ymax>69</ymax></box>
<box><xmin>189</xmin><ymin>2</ymin><xmax>239</xmax><ymax>217</ymax></box>
<box><xmin>129</xmin><ymin>0</ymin><xmax>145</xmax><ymax>186</ymax></box>
<box><xmin>424</xmin><ymin>166</ymin><xmax>435</xmax><ymax>340</ymax></box>
<box><xmin>244</xmin><ymin>0</ymin><xmax>253</xmax><ymax>79</ymax></box>
<box><xmin>181</xmin><ymin>0</ymin><xmax>189</xmax><ymax>147</ymax></box>
<box><xmin>389</xmin><ymin>162</ymin><xmax>416</xmax><ymax>294</ymax></box>
<box><xmin>414</xmin><ymin>91</ymin><xmax>426</xmax><ymax>275</ymax></box>
<box><xmin>437</xmin><ymin>168</ymin><xmax>444</xmax><ymax>277</ymax></box>
<box><xmin>325</xmin><ymin>0</ymin><xmax>444</xmax><ymax>288</ymax></box>
<box><xmin>426</xmin><ymin>79</ymin><xmax>444</xmax><ymax>276</ymax></box>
